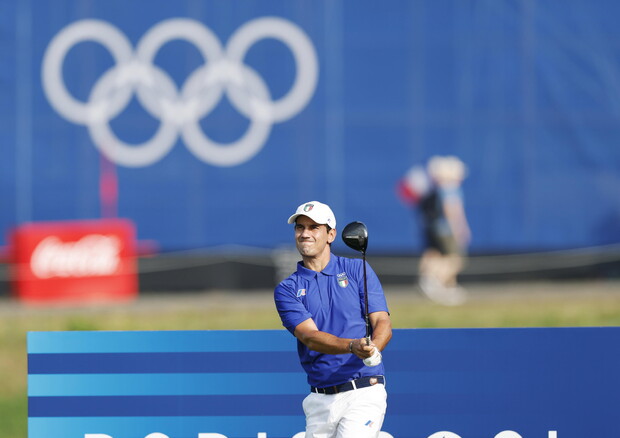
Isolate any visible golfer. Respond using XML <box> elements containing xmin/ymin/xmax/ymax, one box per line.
<box><xmin>274</xmin><ymin>201</ymin><xmax>392</xmax><ymax>438</ymax></box>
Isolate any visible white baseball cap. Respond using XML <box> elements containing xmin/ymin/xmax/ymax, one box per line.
<box><xmin>287</xmin><ymin>201</ymin><xmax>337</xmax><ymax>229</ymax></box>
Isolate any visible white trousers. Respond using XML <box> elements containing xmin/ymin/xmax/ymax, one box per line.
<box><xmin>302</xmin><ymin>384</ymin><xmax>387</xmax><ymax>438</ymax></box>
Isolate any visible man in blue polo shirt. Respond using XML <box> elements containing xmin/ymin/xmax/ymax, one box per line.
<box><xmin>274</xmin><ymin>201</ymin><xmax>393</xmax><ymax>438</ymax></box>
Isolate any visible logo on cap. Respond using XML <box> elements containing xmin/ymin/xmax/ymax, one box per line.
<box><xmin>303</xmin><ymin>204</ymin><xmax>314</xmax><ymax>212</ymax></box>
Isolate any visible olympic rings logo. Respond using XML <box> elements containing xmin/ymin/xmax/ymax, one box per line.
<box><xmin>42</xmin><ymin>18</ymin><xmax>319</xmax><ymax>167</ymax></box>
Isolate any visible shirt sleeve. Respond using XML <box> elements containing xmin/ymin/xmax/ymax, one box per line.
<box><xmin>274</xmin><ymin>280</ymin><xmax>313</xmax><ymax>335</ymax></box>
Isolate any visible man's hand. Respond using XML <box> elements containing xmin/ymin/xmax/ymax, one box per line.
<box><xmin>363</xmin><ymin>347</ymin><xmax>382</xmax><ymax>366</ymax></box>
<box><xmin>350</xmin><ymin>337</ymin><xmax>377</xmax><ymax>359</ymax></box>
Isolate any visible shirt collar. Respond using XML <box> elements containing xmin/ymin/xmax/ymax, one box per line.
<box><xmin>296</xmin><ymin>253</ymin><xmax>339</xmax><ymax>279</ymax></box>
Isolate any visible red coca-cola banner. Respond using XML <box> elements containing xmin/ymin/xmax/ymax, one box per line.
<box><xmin>10</xmin><ymin>219</ymin><xmax>138</xmax><ymax>304</ymax></box>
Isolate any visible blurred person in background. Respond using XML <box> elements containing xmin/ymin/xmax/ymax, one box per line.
<box><xmin>398</xmin><ymin>156</ymin><xmax>471</xmax><ymax>305</ymax></box>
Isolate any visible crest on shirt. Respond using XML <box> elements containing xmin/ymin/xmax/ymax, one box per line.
<box><xmin>297</xmin><ymin>289</ymin><xmax>306</xmax><ymax>297</ymax></box>
<box><xmin>337</xmin><ymin>272</ymin><xmax>349</xmax><ymax>288</ymax></box>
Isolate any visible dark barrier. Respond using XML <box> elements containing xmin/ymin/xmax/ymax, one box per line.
<box><xmin>28</xmin><ymin>328</ymin><xmax>619</xmax><ymax>437</ymax></box>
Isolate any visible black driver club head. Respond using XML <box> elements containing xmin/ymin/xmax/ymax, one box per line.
<box><xmin>341</xmin><ymin>221</ymin><xmax>368</xmax><ymax>254</ymax></box>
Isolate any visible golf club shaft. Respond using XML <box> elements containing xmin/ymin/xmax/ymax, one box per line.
<box><xmin>363</xmin><ymin>251</ymin><xmax>370</xmax><ymax>343</ymax></box>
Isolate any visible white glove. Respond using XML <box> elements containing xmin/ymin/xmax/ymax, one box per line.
<box><xmin>363</xmin><ymin>347</ymin><xmax>382</xmax><ymax>367</ymax></box>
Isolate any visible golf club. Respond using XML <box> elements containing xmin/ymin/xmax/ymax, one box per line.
<box><xmin>341</xmin><ymin>221</ymin><xmax>370</xmax><ymax>341</ymax></box>
<box><xmin>342</xmin><ymin>221</ymin><xmax>382</xmax><ymax>366</ymax></box>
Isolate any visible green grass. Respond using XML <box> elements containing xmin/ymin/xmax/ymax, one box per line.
<box><xmin>389</xmin><ymin>293</ymin><xmax>620</xmax><ymax>328</ymax></box>
<box><xmin>0</xmin><ymin>395</ymin><xmax>27</xmax><ymax>438</ymax></box>
<box><xmin>2</xmin><ymin>285</ymin><xmax>619</xmax><ymax>437</ymax></box>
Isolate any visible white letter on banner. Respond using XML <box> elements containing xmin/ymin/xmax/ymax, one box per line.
<box><xmin>198</xmin><ymin>434</ymin><xmax>228</xmax><ymax>438</ymax></box>
<box><xmin>495</xmin><ymin>432</ymin><xmax>522</xmax><ymax>438</ymax></box>
<box><xmin>85</xmin><ymin>435</ymin><xmax>113</xmax><ymax>438</ymax></box>
<box><xmin>549</xmin><ymin>432</ymin><xmax>557</xmax><ymax>438</ymax></box>
<box><xmin>257</xmin><ymin>434</ymin><xmax>267</xmax><ymax>438</ymax></box>
<box><xmin>379</xmin><ymin>432</ymin><xmax>395</xmax><ymax>438</ymax></box>
<box><xmin>145</xmin><ymin>434</ymin><xmax>169</xmax><ymax>438</ymax></box>
<box><xmin>428</xmin><ymin>433</ymin><xmax>461</xmax><ymax>438</ymax></box>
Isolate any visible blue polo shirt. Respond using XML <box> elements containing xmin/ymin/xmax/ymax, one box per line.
<box><xmin>274</xmin><ymin>253</ymin><xmax>389</xmax><ymax>387</ymax></box>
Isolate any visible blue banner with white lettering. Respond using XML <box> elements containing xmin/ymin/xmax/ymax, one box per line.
<box><xmin>28</xmin><ymin>328</ymin><xmax>620</xmax><ymax>438</ymax></box>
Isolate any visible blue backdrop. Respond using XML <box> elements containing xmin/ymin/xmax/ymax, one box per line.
<box><xmin>28</xmin><ymin>327</ymin><xmax>620</xmax><ymax>438</ymax></box>
<box><xmin>2</xmin><ymin>0</ymin><xmax>620</xmax><ymax>253</ymax></box>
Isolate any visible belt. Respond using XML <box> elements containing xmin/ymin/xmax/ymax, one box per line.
<box><xmin>311</xmin><ymin>375</ymin><xmax>385</xmax><ymax>395</ymax></box>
